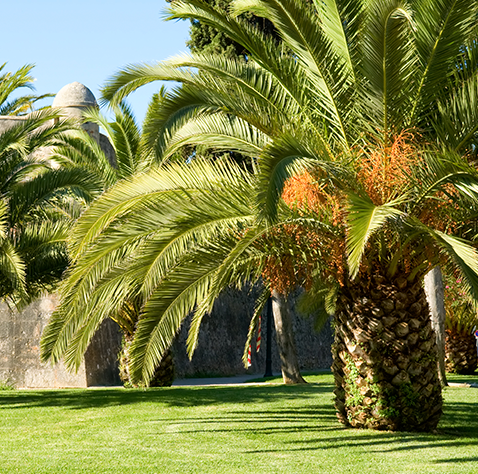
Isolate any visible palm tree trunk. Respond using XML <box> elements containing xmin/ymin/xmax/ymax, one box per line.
<box><xmin>119</xmin><ymin>334</ymin><xmax>174</xmax><ymax>387</ymax></box>
<box><xmin>332</xmin><ymin>270</ymin><xmax>442</xmax><ymax>431</ymax></box>
<box><xmin>271</xmin><ymin>290</ymin><xmax>306</xmax><ymax>384</ymax></box>
<box><xmin>148</xmin><ymin>349</ymin><xmax>175</xmax><ymax>387</ymax></box>
<box><xmin>445</xmin><ymin>329</ymin><xmax>478</xmax><ymax>375</ymax></box>
<box><xmin>424</xmin><ymin>267</ymin><xmax>448</xmax><ymax>386</ymax></box>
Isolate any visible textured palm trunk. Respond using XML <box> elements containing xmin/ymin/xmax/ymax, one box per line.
<box><xmin>119</xmin><ymin>334</ymin><xmax>175</xmax><ymax>387</ymax></box>
<box><xmin>332</xmin><ymin>271</ymin><xmax>442</xmax><ymax>431</ymax></box>
<box><xmin>149</xmin><ymin>349</ymin><xmax>175</xmax><ymax>387</ymax></box>
<box><xmin>271</xmin><ymin>290</ymin><xmax>306</xmax><ymax>384</ymax></box>
<box><xmin>445</xmin><ymin>329</ymin><xmax>478</xmax><ymax>375</ymax></box>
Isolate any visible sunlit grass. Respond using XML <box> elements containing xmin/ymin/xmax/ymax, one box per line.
<box><xmin>0</xmin><ymin>373</ymin><xmax>476</xmax><ymax>473</ymax></box>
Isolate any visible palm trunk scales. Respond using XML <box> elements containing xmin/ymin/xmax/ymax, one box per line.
<box><xmin>332</xmin><ymin>272</ymin><xmax>442</xmax><ymax>431</ymax></box>
<box><xmin>445</xmin><ymin>330</ymin><xmax>478</xmax><ymax>375</ymax></box>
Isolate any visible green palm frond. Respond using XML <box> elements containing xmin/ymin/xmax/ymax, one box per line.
<box><xmin>186</xmin><ymin>226</ymin><xmax>267</xmax><ymax>357</ymax></box>
<box><xmin>407</xmin><ymin>216</ymin><xmax>478</xmax><ymax>299</ymax></box>
<box><xmin>84</xmin><ymin>103</ymin><xmax>146</xmax><ymax>178</ymax></box>
<box><xmin>410</xmin><ymin>149</ymin><xmax>478</xmax><ymax>212</ymax></box>
<box><xmin>41</xmin><ymin>251</ymin><xmax>147</xmax><ymax>367</ymax></box>
<box><xmin>256</xmin><ymin>133</ymin><xmax>336</xmax><ymax>223</ymax></box>
<box><xmin>359</xmin><ymin>0</ymin><xmax>417</xmax><ymax>136</ymax></box>
<box><xmin>0</xmin><ymin>104</ymin><xmax>99</xmax><ymax>306</ymax></box>
<box><xmin>346</xmin><ymin>193</ymin><xmax>405</xmax><ymax>278</ymax></box>
<box><xmin>164</xmin><ymin>112</ymin><xmax>269</xmax><ymax>160</ymax></box>
<box><xmin>433</xmin><ymin>73</ymin><xmax>478</xmax><ymax>152</ymax></box>
<box><xmin>410</xmin><ymin>0</ymin><xmax>478</xmax><ymax>123</ymax></box>
<box><xmin>103</xmin><ymin>55</ymin><xmax>303</xmax><ymax>158</ymax></box>
<box><xmin>0</xmin><ymin>239</ymin><xmax>26</xmax><ymax>300</ymax></box>
<box><xmin>232</xmin><ymin>0</ymin><xmax>353</xmax><ymax>147</ymax></box>
<box><xmin>296</xmin><ymin>279</ymin><xmax>339</xmax><ymax>331</ymax></box>
<box><xmin>315</xmin><ymin>0</ymin><xmax>363</xmax><ymax>80</ymax></box>
<box><xmin>51</xmin><ymin>131</ymin><xmax>116</xmax><ymax>188</ymax></box>
<box><xmin>8</xmin><ymin>168</ymin><xmax>102</xmax><ymax>224</ymax></box>
<box><xmin>0</xmin><ymin>63</ymin><xmax>52</xmax><ymax>116</ymax></box>
<box><xmin>130</xmin><ymin>261</ymin><xmax>218</xmax><ymax>384</ymax></box>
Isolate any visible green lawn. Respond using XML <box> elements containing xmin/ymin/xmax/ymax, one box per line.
<box><xmin>0</xmin><ymin>373</ymin><xmax>477</xmax><ymax>474</ymax></box>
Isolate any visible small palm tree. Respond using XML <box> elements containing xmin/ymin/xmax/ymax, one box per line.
<box><xmin>42</xmin><ymin>102</ymin><xmax>177</xmax><ymax>386</ymax></box>
<box><xmin>0</xmin><ymin>109</ymin><xmax>101</xmax><ymax>306</ymax></box>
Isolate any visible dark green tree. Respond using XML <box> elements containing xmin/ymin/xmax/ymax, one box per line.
<box><xmin>179</xmin><ymin>0</ymin><xmax>276</xmax><ymax>59</ymax></box>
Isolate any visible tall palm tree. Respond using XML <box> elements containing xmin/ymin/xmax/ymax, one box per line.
<box><xmin>42</xmin><ymin>0</ymin><xmax>478</xmax><ymax>431</ymax></box>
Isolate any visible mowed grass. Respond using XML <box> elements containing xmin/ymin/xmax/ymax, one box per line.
<box><xmin>0</xmin><ymin>373</ymin><xmax>477</xmax><ymax>474</ymax></box>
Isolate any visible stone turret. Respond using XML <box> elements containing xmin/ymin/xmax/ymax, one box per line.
<box><xmin>52</xmin><ymin>81</ymin><xmax>100</xmax><ymax>143</ymax></box>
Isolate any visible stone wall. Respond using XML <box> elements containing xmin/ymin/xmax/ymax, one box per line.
<box><xmin>173</xmin><ymin>288</ymin><xmax>333</xmax><ymax>378</ymax></box>
<box><xmin>0</xmin><ymin>295</ymin><xmax>122</xmax><ymax>388</ymax></box>
<box><xmin>0</xmin><ymin>116</ymin><xmax>25</xmax><ymax>134</ymax></box>
<box><xmin>0</xmin><ymin>289</ymin><xmax>332</xmax><ymax>387</ymax></box>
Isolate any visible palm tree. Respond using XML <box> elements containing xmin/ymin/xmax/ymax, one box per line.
<box><xmin>0</xmin><ymin>109</ymin><xmax>101</xmax><ymax>306</ymax></box>
<box><xmin>43</xmin><ymin>102</ymin><xmax>177</xmax><ymax>386</ymax></box>
<box><xmin>0</xmin><ymin>63</ymin><xmax>52</xmax><ymax>116</ymax></box>
<box><xmin>42</xmin><ymin>0</ymin><xmax>478</xmax><ymax>431</ymax></box>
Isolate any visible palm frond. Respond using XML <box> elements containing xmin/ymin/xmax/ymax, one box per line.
<box><xmin>164</xmin><ymin>112</ymin><xmax>269</xmax><ymax>160</ymax></box>
<box><xmin>411</xmin><ymin>0</ymin><xmax>478</xmax><ymax>124</ymax></box>
<box><xmin>346</xmin><ymin>193</ymin><xmax>405</xmax><ymax>278</ymax></box>
<box><xmin>359</xmin><ymin>0</ymin><xmax>418</xmax><ymax>135</ymax></box>
<box><xmin>232</xmin><ymin>0</ymin><xmax>353</xmax><ymax>147</ymax></box>
<box><xmin>0</xmin><ymin>240</ymin><xmax>26</xmax><ymax>301</ymax></box>
<box><xmin>407</xmin><ymin>217</ymin><xmax>478</xmax><ymax>300</ymax></box>
<box><xmin>130</xmin><ymin>261</ymin><xmax>218</xmax><ymax>384</ymax></box>
<box><xmin>9</xmin><ymin>168</ymin><xmax>102</xmax><ymax>224</ymax></box>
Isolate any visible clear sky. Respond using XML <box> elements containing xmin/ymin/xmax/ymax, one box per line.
<box><xmin>4</xmin><ymin>0</ymin><xmax>190</xmax><ymax>123</ymax></box>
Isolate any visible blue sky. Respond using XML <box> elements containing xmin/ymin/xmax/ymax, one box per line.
<box><xmin>4</xmin><ymin>0</ymin><xmax>190</xmax><ymax>123</ymax></box>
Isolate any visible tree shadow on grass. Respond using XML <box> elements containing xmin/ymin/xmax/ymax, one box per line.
<box><xmin>434</xmin><ymin>457</ymin><xmax>478</xmax><ymax>464</ymax></box>
<box><xmin>1</xmin><ymin>381</ymin><xmax>477</xmax><ymax>466</ymax></box>
<box><xmin>0</xmin><ymin>382</ymin><xmax>334</xmax><ymax>410</ymax></box>
<box><xmin>241</xmin><ymin>396</ymin><xmax>478</xmax><ymax>463</ymax></box>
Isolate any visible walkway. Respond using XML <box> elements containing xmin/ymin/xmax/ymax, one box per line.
<box><xmin>172</xmin><ymin>373</ymin><xmax>281</xmax><ymax>386</ymax></box>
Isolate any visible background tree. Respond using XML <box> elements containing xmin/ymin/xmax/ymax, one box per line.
<box><xmin>442</xmin><ymin>274</ymin><xmax>478</xmax><ymax>374</ymax></box>
<box><xmin>174</xmin><ymin>0</ymin><xmax>277</xmax><ymax>59</ymax></box>
<box><xmin>424</xmin><ymin>267</ymin><xmax>448</xmax><ymax>385</ymax></box>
